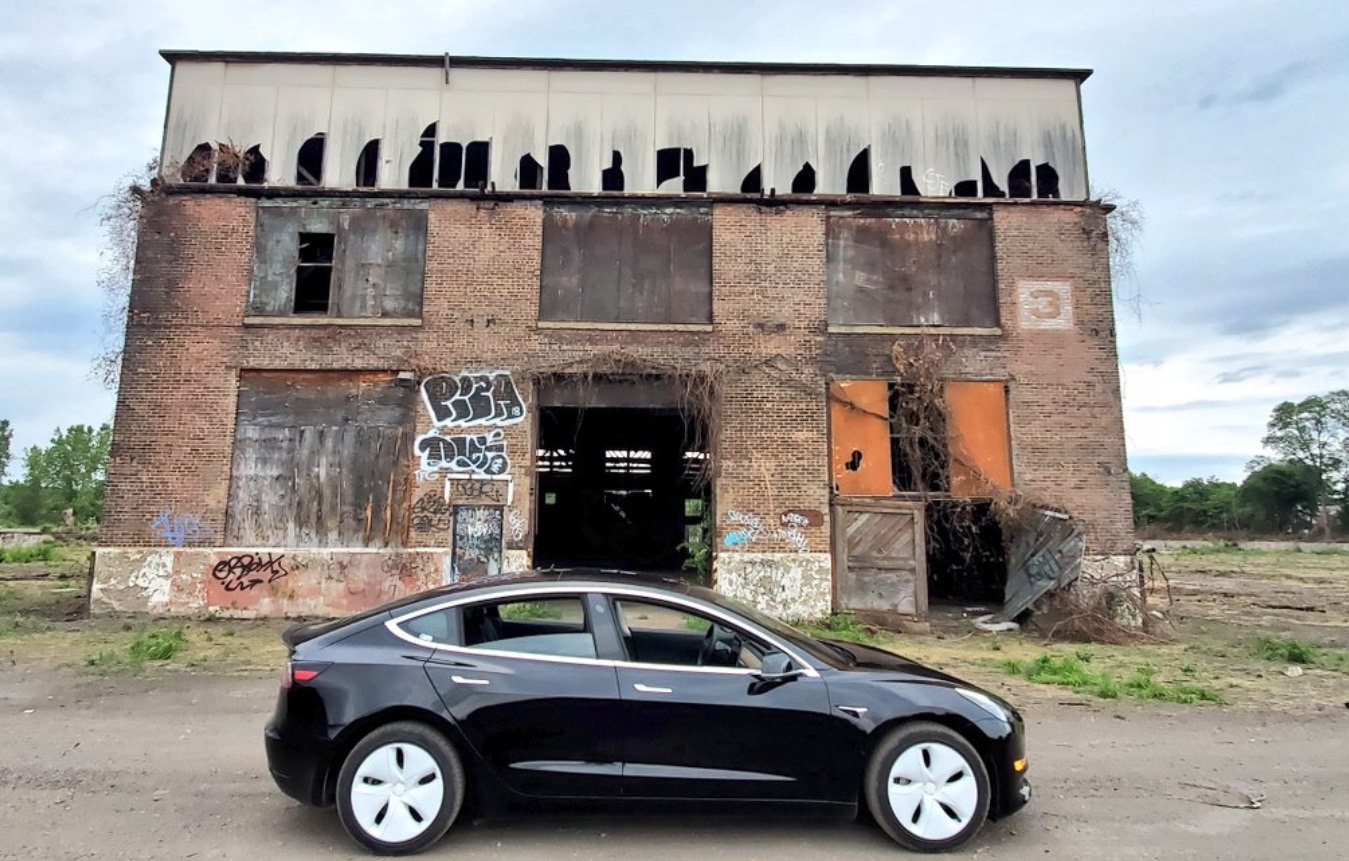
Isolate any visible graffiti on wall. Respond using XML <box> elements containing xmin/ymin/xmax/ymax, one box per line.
<box><xmin>210</xmin><ymin>552</ymin><xmax>294</xmax><ymax>592</ymax></box>
<box><xmin>447</xmin><ymin>478</ymin><xmax>513</xmax><ymax>505</ymax></box>
<box><xmin>722</xmin><ymin>510</ymin><xmax>810</xmax><ymax>554</ymax></box>
<box><xmin>453</xmin><ymin>506</ymin><xmax>503</xmax><ymax>580</ymax></box>
<box><xmin>151</xmin><ymin>508</ymin><xmax>205</xmax><ymax>547</ymax></box>
<box><xmin>410</xmin><ymin>490</ymin><xmax>453</xmax><ymax>533</ymax></box>
<box><xmin>507</xmin><ymin>509</ymin><xmax>526</xmax><ymax>544</ymax></box>
<box><xmin>421</xmin><ymin>372</ymin><xmax>526</xmax><ymax>428</ymax></box>
<box><xmin>416</xmin><ymin>371</ymin><xmax>526</xmax><ymax>483</ymax></box>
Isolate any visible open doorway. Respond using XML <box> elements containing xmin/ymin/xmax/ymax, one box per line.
<box><xmin>534</xmin><ymin>387</ymin><xmax>710</xmax><ymax>577</ymax></box>
<box><xmin>924</xmin><ymin>500</ymin><xmax>1007</xmax><ymax>606</ymax></box>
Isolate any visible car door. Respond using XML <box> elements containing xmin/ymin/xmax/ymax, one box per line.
<box><xmin>604</xmin><ymin>595</ymin><xmax>851</xmax><ymax>802</ymax></box>
<box><xmin>407</xmin><ymin>592</ymin><xmax>624</xmax><ymax>798</ymax></box>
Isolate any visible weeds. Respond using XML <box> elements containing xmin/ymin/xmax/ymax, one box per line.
<box><xmin>85</xmin><ymin>627</ymin><xmax>187</xmax><ymax>673</ymax></box>
<box><xmin>998</xmin><ymin>654</ymin><xmax>1225</xmax><ymax>704</ymax></box>
<box><xmin>1253</xmin><ymin>636</ymin><xmax>1349</xmax><ymax>672</ymax></box>
<box><xmin>1173</xmin><ymin>544</ymin><xmax>1253</xmax><ymax>557</ymax></box>
<box><xmin>799</xmin><ymin>613</ymin><xmax>881</xmax><ymax>645</ymax></box>
<box><xmin>0</xmin><ymin>543</ymin><xmax>61</xmax><ymax>564</ymax></box>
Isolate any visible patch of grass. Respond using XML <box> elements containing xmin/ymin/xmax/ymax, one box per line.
<box><xmin>129</xmin><ymin>627</ymin><xmax>187</xmax><ymax>661</ymax></box>
<box><xmin>1307</xmin><ymin>546</ymin><xmax>1349</xmax><ymax>556</ymax></box>
<box><xmin>799</xmin><ymin>612</ymin><xmax>882</xmax><ymax>645</ymax></box>
<box><xmin>1172</xmin><ymin>544</ymin><xmax>1253</xmax><ymax>557</ymax></box>
<box><xmin>0</xmin><ymin>542</ymin><xmax>62</xmax><ymax>563</ymax></box>
<box><xmin>998</xmin><ymin>653</ymin><xmax>1224</xmax><ymax>704</ymax></box>
<box><xmin>1253</xmin><ymin>636</ymin><xmax>1349</xmax><ymax>672</ymax></box>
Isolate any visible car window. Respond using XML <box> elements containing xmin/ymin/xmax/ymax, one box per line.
<box><xmin>460</xmin><ymin>596</ymin><xmax>596</xmax><ymax>660</ymax></box>
<box><xmin>400</xmin><ymin>609</ymin><xmax>456</xmax><ymax>644</ymax></box>
<box><xmin>613</xmin><ymin>598</ymin><xmax>768</xmax><ymax>669</ymax></box>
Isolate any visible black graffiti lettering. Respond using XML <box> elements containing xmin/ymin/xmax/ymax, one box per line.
<box><xmin>211</xmin><ymin>553</ymin><xmax>291</xmax><ymax>592</ymax></box>
<box><xmin>410</xmin><ymin>490</ymin><xmax>454</xmax><ymax>533</ymax></box>
<box><xmin>421</xmin><ymin>372</ymin><xmax>525</xmax><ymax>428</ymax></box>
<box><xmin>416</xmin><ymin>430</ymin><xmax>510</xmax><ymax>477</ymax></box>
<box><xmin>449</xmin><ymin>478</ymin><xmax>509</xmax><ymax>504</ymax></box>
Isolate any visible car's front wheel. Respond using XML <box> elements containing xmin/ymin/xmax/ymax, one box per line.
<box><xmin>864</xmin><ymin>722</ymin><xmax>991</xmax><ymax>852</ymax></box>
<box><xmin>336</xmin><ymin>721</ymin><xmax>466</xmax><ymax>855</ymax></box>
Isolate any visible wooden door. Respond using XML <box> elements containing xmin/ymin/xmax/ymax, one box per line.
<box><xmin>833</xmin><ymin>502</ymin><xmax>927</xmax><ymax>617</ymax></box>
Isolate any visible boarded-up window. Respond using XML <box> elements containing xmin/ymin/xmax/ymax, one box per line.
<box><xmin>829</xmin><ymin>380</ymin><xmax>892</xmax><ymax>496</ymax></box>
<box><xmin>249</xmin><ymin>205</ymin><xmax>427</xmax><ymax>318</ymax></box>
<box><xmin>826</xmin><ymin>214</ymin><xmax>998</xmax><ymax>328</ymax></box>
<box><xmin>540</xmin><ymin>204</ymin><xmax>712</xmax><ymax>324</ymax></box>
<box><xmin>945</xmin><ymin>381</ymin><xmax>1012</xmax><ymax>497</ymax></box>
<box><xmin>227</xmin><ymin>372</ymin><xmax>415</xmax><ymax>547</ymax></box>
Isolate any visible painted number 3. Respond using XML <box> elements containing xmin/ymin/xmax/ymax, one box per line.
<box><xmin>1027</xmin><ymin>289</ymin><xmax>1062</xmax><ymax>320</ymax></box>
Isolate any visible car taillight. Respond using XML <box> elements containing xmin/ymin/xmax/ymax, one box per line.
<box><xmin>280</xmin><ymin>660</ymin><xmax>326</xmax><ymax>688</ymax></box>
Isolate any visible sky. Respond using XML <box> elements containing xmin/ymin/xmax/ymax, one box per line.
<box><xmin>1</xmin><ymin>0</ymin><xmax>1345</xmax><ymax>484</ymax></box>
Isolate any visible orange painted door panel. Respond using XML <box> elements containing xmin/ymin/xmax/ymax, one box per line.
<box><xmin>945</xmin><ymin>381</ymin><xmax>1012</xmax><ymax>497</ymax></box>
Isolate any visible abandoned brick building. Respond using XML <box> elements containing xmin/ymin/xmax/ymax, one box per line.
<box><xmin>93</xmin><ymin>50</ymin><xmax>1133</xmax><ymax>621</ymax></box>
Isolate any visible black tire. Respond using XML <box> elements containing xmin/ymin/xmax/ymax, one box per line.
<box><xmin>864</xmin><ymin>722</ymin><xmax>990</xmax><ymax>853</ymax></box>
<box><xmin>336</xmin><ymin>721</ymin><xmax>466</xmax><ymax>855</ymax></box>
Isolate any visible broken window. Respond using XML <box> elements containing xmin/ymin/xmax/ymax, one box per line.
<box><xmin>293</xmin><ymin>232</ymin><xmax>335</xmax><ymax>314</ymax></box>
<box><xmin>181</xmin><ymin>142</ymin><xmax>215</xmax><ymax>183</ymax></box>
<box><xmin>1008</xmin><ymin>160</ymin><xmax>1032</xmax><ymax>198</ymax></box>
<box><xmin>846</xmin><ymin>149</ymin><xmax>870</xmax><ymax>194</ymax></box>
<box><xmin>464</xmin><ymin>141</ymin><xmax>490</xmax><ymax>189</ymax></box>
<box><xmin>215</xmin><ymin>144</ymin><xmax>241</xmax><ymax>185</ymax></box>
<box><xmin>826</xmin><ymin>214</ymin><xmax>998</xmax><ymax>328</ymax></box>
<box><xmin>437</xmin><ymin>141</ymin><xmax>463</xmax><ymax>189</ymax></box>
<box><xmin>547</xmin><ymin>145</ymin><xmax>572</xmax><ymax>191</ymax></box>
<box><xmin>296</xmin><ymin>133</ymin><xmax>326</xmax><ymax>186</ymax></box>
<box><xmin>740</xmin><ymin>164</ymin><xmax>762</xmax><ymax>194</ymax></box>
<box><xmin>409</xmin><ymin>123</ymin><xmax>436</xmax><ymax>188</ymax></box>
<box><xmin>655</xmin><ymin>147</ymin><xmax>707</xmax><ymax>193</ymax></box>
<box><xmin>540</xmin><ymin>203</ymin><xmax>712</xmax><ymax>324</ymax></box>
<box><xmin>250</xmin><ymin>206</ymin><xmax>428</xmax><ymax>319</ymax></box>
<box><xmin>518</xmin><ymin>154</ymin><xmax>543</xmax><ymax>190</ymax></box>
<box><xmin>242</xmin><ymin>145</ymin><xmax>267</xmax><ymax>184</ymax></box>
<box><xmin>899</xmin><ymin>166</ymin><xmax>921</xmax><ymax>196</ymax></box>
<box><xmin>1035</xmin><ymin>163</ymin><xmax>1060</xmax><ymax>199</ymax></box>
<box><xmin>791</xmin><ymin>162</ymin><xmax>817</xmax><ymax>194</ymax></box>
<box><xmin>980</xmin><ymin>158</ymin><xmax>1005</xmax><ymax>198</ymax></box>
<box><xmin>890</xmin><ymin>383</ymin><xmax>950</xmax><ymax>493</ymax></box>
<box><xmin>226</xmin><ymin>372</ymin><xmax>413</xmax><ymax>548</ymax></box>
<box><xmin>602</xmin><ymin>150</ymin><xmax>625</xmax><ymax>191</ymax></box>
<box><xmin>356</xmin><ymin>139</ymin><xmax>380</xmax><ymax>188</ymax></box>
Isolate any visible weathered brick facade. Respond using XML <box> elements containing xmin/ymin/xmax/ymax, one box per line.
<box><xmin>97</xmin><ymin>188</ymin><xmax>1132</xmax><ymax>619</ymax></box>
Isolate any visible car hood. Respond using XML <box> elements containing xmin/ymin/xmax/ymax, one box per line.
<box><xmin>821</xmin><ymin>638</ymin><xmax>966</xmax><ymax>685</ymax></box>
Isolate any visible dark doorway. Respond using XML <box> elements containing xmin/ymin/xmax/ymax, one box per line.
<box><xmin>534</xmin><ymin>401</ymin><xmax>709</xmax><ymax>575</ymax></box>
<box><xmin>924</xmin><ymin>500</ymin><xmax>1007</xmax><ymax>605</ymax></box>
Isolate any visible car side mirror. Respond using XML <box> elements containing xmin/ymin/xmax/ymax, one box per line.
<box><xmin>754</xmin><ymin>651</ymin><xmax>803</xmax><ymax>683</ymax></box>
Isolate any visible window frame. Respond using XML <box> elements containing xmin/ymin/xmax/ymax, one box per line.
<box><xmin>608</xmin><ymin>595</ymin><xmax>776</xmax><ymax>673</ymax></box>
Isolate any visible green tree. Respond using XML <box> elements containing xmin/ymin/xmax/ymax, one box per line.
<box><xmin>1260</xmin><ymin>391</ymin><xmax>1349</xmax><ymax>537</ymax></box>
<box><xmin>0</xmin><ymin>418</ymin><xmax>11</xmax><ymax>480</ymax></box>
<box><xmin>8</xmin><ymin>424</ymin><xmax>112</xmax><ymax>526</ymax></box>
<box><xmin>1239</xmin><ymin>461</ymin><xmax>1320</xmax><ymax>533</ymax></box>
<box><xmin>1165</xmin><ymin>477</ymin><xmax>1244</xmax><ymax>532</ymax></box>
<box><xmin>1130</xmin><ymin>472</ymin><xmax>1173</xmax><ymax>527</ymax></box>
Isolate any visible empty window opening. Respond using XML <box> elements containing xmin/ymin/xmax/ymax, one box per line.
<box><xmin>846</xmin><ymin>148</ymin><xmax>871</xmax><ymax>194</ymax></box>
<box><xmin>899</xmin><ymin>166</ymin><xmax>921</xmax><ymax>196</ymax></box>
<box><xmin>534</xmin><ymin>393</ymin><xmax>710</xmax><ymax>578</ymax></box>
<box><xmin>518</xmin><ymin>154</ymin><xmax>543</xmax><ymax>190</ymax></box>
<box><xmin>356</xmin><ymin>139</ymin><xmax>381</xmax><ymax>187</ymax></box>
<box><xmin>547</xmin><ymin>145</ymin><xmax>572</xmax><ymax>191</ymax></box>
<box><xmin>980</xmin><ymin>158</ymin><xmax>1005</xmax><ymax>198</ymax></box>
<box><xmin>437</xmin><ymin>141</ymin><xmax>463</xmax><ymax>189</ymax></box>
<box><xmin>740</xmin><ymin>164</ymin><xmax>762</xmax><ymax>194</ymax></box>
<box><xmin>296</xmin><ymin>133</ymin><xmax>326</xmax><ymax>186</ymax></box>
<box><xmin>952</xmin><ymin>178</ymin><xmax>979</xmax><ymax>198</ymax></box>
<box><xmin>181</xmin><ymin>142</ymin><xmax>215</xmax><ymax>183</ymax></box>
<box><xmin>925</xmin><ymin>501</ymin><xmax>1007</xmax><ymax>605</ymax></box>
<box><xmin>464</xmin><ymin>141</ymin><xmax>490</xmax><ymax>189</ymax></box>
<box><xmin>214</xmin><ymin>144</ymin><xmax>242</xmax><ymax>185</ymax></box>
<box><xmin>242</xmin><ymin>145</ymin><xmax>267</xmax><ymax>184</ymax></box>
<box><xmin>889</xmin><ymin>383</ymin><xmax>949</xmax><ymax>494</ymax></box>
<box><xmin>602</xmin><ymin>150</ymin><xmax>625</xmax><ymax>191</ymax></box>
<box><xmin>1035</xmin><ymin>163</ymin><xmax>1060</xmax><ymax>199</ymax></box>
<box><xmin>293</xmin><ymin>232</ymin><xmax>335</xmax><ymax>315</ymax></box>
<box><xmin>791</xmin><ymin>162</ymin><xmax>817</xmax><ymax>194</ymax></box>
<box><xmin>655</xmin><ymin>147</ymin><xmax>708</xmax><ymax>193</ymax></box>
<box><xmin>409</xmin><ymin>123</ymin><xmax>437</xmax><ymax>188</ymax></box>
<box><xmin>1008</xmin><ymin>159</ymin><xmax>1032</xmax><ymax>198</ymax></box>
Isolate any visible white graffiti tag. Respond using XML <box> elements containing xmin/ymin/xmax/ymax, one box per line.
<box><xmin>415</xmin><ymin>429</ymin><xmax>509</xmax><ymax>481</ymax></box>
<box><xmin>722</xmin><ymin>510</ymin><xmax>809</xmax><ymax>554</ymax></box>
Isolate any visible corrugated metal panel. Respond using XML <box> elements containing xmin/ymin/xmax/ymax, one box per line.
<box><xmin>162</xmin><ymin>61</ymin><xmax>224</xmax><ymax>177</ymax></box>
<box><xmin>818</xmin><ymin>98</ymin><xmax>871</xmax><ymax>194</ymax></box>
<box><xmin>548</xmin><ymin>92</ymin><xmax>604</xmax><ymax>191</ymax></box>
<box><xmin>217</xmin><ymin>84</ymin><xmax>278</xmax><ymax>177</ymax></box>
<box><xmin>273</xmin><ymin>86</ymin><xmax>332</xmax><ymax>189</ymax></box>
<box><xmin>763</xmin><ymin>95</ymin><xmax>817</xmax><ymax>192</ymax></box>
<box><xmin>383</xmin><ymin>89</ymin><xmax>440</xmax><ymax>189</ymax></box>
<box><xmin>329</xmin><ymin>87</ymin><xmax>386</xmax><ymax>189</ymax></box>
<box><xmin>708</xmin><ymin>95</ymin><xmax>762</xmax><ymax>193</ymax></box>
<box><xmin>920</xmin><ymin>98</ymin><xmax>980</xmax><ymax>196</ymax></box>
<box><xmin>602</xmin><ymin>92</ymin><xmax>656</xmax><ymax>192</ymax></box>
<box><xmin>826</xmin><ymin>216</ymin><xmax>997</xmax><ymax>327</ymax></box>
<box><xmin>654</xmin><ymin>94</ymin><xmax>710</xmax><ymax>192</ymax></box>
<box><xmin>869</xmin><ymin>97</ymin><xmax>923</xmax><ymax>195</ymax></box>
<box><xmin>494</xmin><ymin>92</ymin><xmax>548</xmax><ymax>190</ymax></box>
<box><xmin>945</xmin><ymin>381</ymin><xmax>1012</xmax><ymax>497</ymax></box>
<box><xmin>829</xmin><ymin>380</ymin><xmax>893</xmax><ymax>496</ymax></box>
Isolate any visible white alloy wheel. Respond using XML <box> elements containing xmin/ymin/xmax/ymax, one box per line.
<box><xmin>885</xmin><ymin>741</ymin><xmax>980</xmax><ymax>842</ymax></box>
<box><xmin>348</xmin><ymin>742</ymin><xmax>445</xmax><ymax>844</ymax></box>
<box><xmin>864</xmin><ymin>721</ymin><xmax>991</xmax><ymax>852</ymax></box>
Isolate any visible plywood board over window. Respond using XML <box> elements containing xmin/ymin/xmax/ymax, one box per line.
<box><xmin>539</xmin><ymin>203</ymin><xmax>712</xmax><ymax>325</ymax></box>
<box><xmin>829</xmin><ymin>380</ymin><xmax>892</xmax><ymax>496</ymax></box>
<box><xmin>826</xmin><ymin>213</ymin><xmax>997</xmax><ymax>329</ymax></box>
<box><xmin>227</xmin><ymin>371</ymin><xmax>415</xmax><ymax>547</ymax></box>
<box><xmin>945</xmin><ymin>380</ymin><xmax>1012</xmax><ymax>498</ymax></box>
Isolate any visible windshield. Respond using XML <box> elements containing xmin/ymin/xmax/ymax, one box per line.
<box><xmin>703</xmin><ymin>591</ymin><xmax>848</xmax><ymax>668</ymax></box>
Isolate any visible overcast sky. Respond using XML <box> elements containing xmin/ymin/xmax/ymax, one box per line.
<box><xmin>1</xmin><ymin>0</ymin><xmax>1345</xmax><ymax>483</ymax></box>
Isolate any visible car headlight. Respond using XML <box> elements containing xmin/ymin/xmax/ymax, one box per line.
<box><xmin>957</xmin><ymin>688</ymin><xmax>1008</xmax><ymax>722</ymax></box>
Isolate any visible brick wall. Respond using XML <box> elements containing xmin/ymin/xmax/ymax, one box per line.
<box><xmin>101</xmin><ymin>191</ymin><xmax>1131</xmax><ymax>582</ymax></box>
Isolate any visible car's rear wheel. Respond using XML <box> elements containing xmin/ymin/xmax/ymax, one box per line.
<box><xmin>864</xmin><ymin>722</ymin><xmax>990</xmax><ymax>853</ymax></box>
<box><xmin>336</xmin><ymin>722</ymin><xmax>465</xmax><ymax>855</ymax></box>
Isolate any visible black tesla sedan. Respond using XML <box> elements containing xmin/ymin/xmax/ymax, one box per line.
<box><xmin>265</xmin><ymin>571</ymin><xmax>1030</xmax><ymax>854</ymax></box>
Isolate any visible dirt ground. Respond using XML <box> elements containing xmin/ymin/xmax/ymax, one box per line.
<box><xmin>0</xmin><ymin>548</ymin><xmax>1347</xmax><ymax>858</ymax></box>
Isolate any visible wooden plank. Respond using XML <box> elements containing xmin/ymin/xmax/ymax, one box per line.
<box><xmin>833</xmin><ymin>502</ymin><xmax>927</xmax><ymax>617</ymax></box>
<box><xmin>829</xmin><ymin>380</ymin><xmax>893</xmax><ymax>496</ymax></box>
<box><xmin>577</xmin><ymin>210</ymin><xmax>623</xmax><ymax>323</ymax></box>
<box><xmin>539</xmin><ymin>208</ymin><xmax>583</xmax><ymax>321</ymax></box>
<box><xmin>665</xmin><ymin>209</ymin><xmax>713</xmax><ymax>324</ymax></box>
<box><xmin>623</xmin><ymin>211</ymin><xmax>668</xmax><ymax>323</ymax></box>
<box><xmin>941</xmin><ymin>218</ymin><xmax>998</xmax><ymax>327</ymax></box>
<box><xmin>249</xmin><ymin>208</ymin><xmax>301</xmax><ymax>315</ymax></box>
<box><xmin>945</xmin><ymin>380</ymin><xmax>1012</xmax><ymax>497</ymax></box>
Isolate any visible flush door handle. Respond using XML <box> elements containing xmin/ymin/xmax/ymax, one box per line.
<box><xmin>633</xmin><ymin>683</ymin><xmax>673</xmax><ymax>694</ymax></box>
